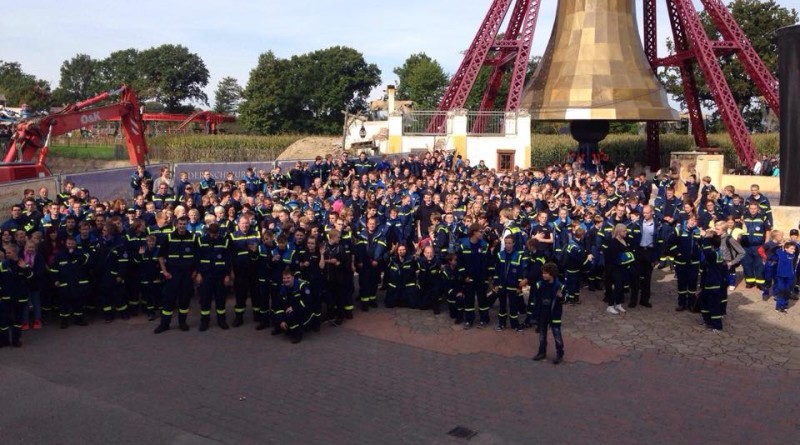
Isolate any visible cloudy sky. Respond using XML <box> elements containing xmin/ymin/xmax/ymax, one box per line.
<box><xmin>4</xmin><ymin>0</ymin><xmax>799</xmax><ymax>108</ymax></box>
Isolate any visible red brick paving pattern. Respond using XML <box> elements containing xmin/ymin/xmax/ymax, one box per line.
<box><xmin>347</xmin><ymin>271</ymin><xmax>800</xmax><ymax>372</ymax></box>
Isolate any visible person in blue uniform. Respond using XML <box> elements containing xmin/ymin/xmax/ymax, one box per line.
<box><xmin>417</xmin><ymin>245</ymin><xmax>442</xmax><ymax>314</ymax></box>
<box><xmin>532</xmin><ymin>263</ymin><xmax>565</xmax><ymax>364</ymax></box>
<box><xmin>492</xmin><ymin>235</ymin><xmax>527</xmax><ymax>332</ymax></box>
<box><xmin>456</xmin><ymin>223</ymin><xmax>492</xmax><ymax>329</ymax></box>
<box><xmin>773</xmin><ymin>242</ymin><xmax>797</xmax><ymax>313</ymax></box>
<box><xmin>270</xmin><ymin>268</ymin><xmax>311</xmax><ymax>344</ymax></box>
<box><xmin>441</xmin><ymin>253</ymin><xmax>464</xmax><ymax>323</ymax></box>
<box><xmin>154</xmin><ymin>216</ymin><xmax>197</xmax><ymax>334</ymax></box>
<box><xmin>384</xmin><ymin>244</ymin><xmax>418</xmax><ymax>308</ymax></box>
<box><xmin>670</xmin><ymin>213</ymin><xmax>702</xmax><ymax>312</ymax></box>
<box><xmin>355</xmin><ymin>216</ymin><xmax>386</xmax><ymax>311</ymax></box>
<box><xmin>50</xmin><ymin>237</ymin><xmax>91</xmax><ymax>329</ymax></box>
<box><xmin>0</xmin><ymin>247</ymin><xmax>33</xmax><ymax>347</ymax></box>
<box><xmin>563</xmin><ymin>227</ymin><xmax>591</xmax><ymax>305</ymax></box>
<box><xmin>699</xmin><ymin>232</ymin><xmax>726</xmax><ymax>331</ymax></box>
<box><xmin>195</xmin><ymin>223</ymin><xmax>232</xmax><ymax>331</ymax></box>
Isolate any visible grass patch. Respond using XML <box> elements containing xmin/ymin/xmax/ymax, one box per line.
<box><xmin>48</xmin><ymin>144</ymin><xmax>117</xmax><ymax>160</ymax></box>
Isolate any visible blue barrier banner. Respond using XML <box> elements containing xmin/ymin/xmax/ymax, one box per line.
<box><xmin>173</xmin><ymin>156</ymin><xmax>404</xmax><ymax>183</ymax></box>
<box><xmin>172</xmin><ymin>162</ymin><xmax>283</xmax><ymax>182</ymax></box>
<box><xmin>65</xmin><ymin>165</ymin><xmax>163</xmax><ymax>202</ymax></box>
<box><xmin>61</xmin><ymin>154</ymin><xmax>411</xmax><ymax>203</ymax></box>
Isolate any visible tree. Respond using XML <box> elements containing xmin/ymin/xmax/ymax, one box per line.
<box><xmin>291</xmin><ymin>46</ymin><xmax>381</xmax><ymax>133</ymax></box>
<box><xmin>95</xmin><ymin>49</ymin><xmax>143</xmax><ymax>94</ymax></box>
<box><xmin>393</xmin><ymin>53</ymin><xmax>449</xmax><ymax>109</ymax></box>
<box><xmin>52</xmin><ymin>54</ymin><xmax>100</xmax><ymax>105</ymax></box>
<box><xmin>239</xmin><ymin>51</ymin><xmax>291</xmax><ymax>134</ymax></box>
<box><xmin>213</xmin><ymin>76</ymin><xmax>243</xmax><ymax>114</ymax></box>
<box><xmin>240</xmin><ymin>47</ymin><xmax>381</xmax><ymax>134</ymax></box>
<box><xmin>659</xmin><ymin>0</ymin><xmax>797</xmax><ymax>131</ymax></box>
<box><xmin>138</xmin><ymin>44</ymin><xmax>210</xmax><ymax>112</ymax></box>
<box><xmin>0</xmin><ymin>61</ymin><xmax>52</xmax><ymax>111</ymax></box>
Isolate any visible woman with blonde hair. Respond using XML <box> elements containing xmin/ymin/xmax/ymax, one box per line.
<box><xmin>605</xmin><ymin>223</ymin><xmax>634</xmax><ymax>315</ymax></box>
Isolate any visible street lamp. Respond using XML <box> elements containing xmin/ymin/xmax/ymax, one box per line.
<box><xmin>359</xmin><ymin>125</ymin><xmax>367</xmax><ymax>139</ymax></box>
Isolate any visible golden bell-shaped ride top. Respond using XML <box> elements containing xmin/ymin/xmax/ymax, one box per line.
<box><xmin>521</xmin><ymin>0</ymin><xmax>679</xmax><ymax>121</ymax></box>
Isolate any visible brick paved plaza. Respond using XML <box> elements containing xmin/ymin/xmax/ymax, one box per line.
<box><xmin>1</xmin><ymin>271</ymin><xmax>798</xmax><ymax>445</ymax></box>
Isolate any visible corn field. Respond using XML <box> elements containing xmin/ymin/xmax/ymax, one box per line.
<box><xmin>530</xmin><ymin>133</ymin><xmax>779</xmax><ymax>169</ymax></box>
<box><xmin>142</xmin><ymin>132</ymin><xmax>778</xmax><ymax>168</ymax></box>
<box><xmin>147</xmin><ymin>134</ymin><xmax>304</xmax><ymax>162</ymax></box>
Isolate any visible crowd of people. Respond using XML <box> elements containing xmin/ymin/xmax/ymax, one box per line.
<box><xmin>0</xmin><ymin>150</ymin><xmax>797</xmax><ymax>364</ymax></box>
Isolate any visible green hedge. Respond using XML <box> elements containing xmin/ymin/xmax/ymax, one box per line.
<box><xmin>147</xmin><ymin>134</ymin><xmax>304</xmax><ymax>162</ymax></box>
<box><xmin>530</xmin><ymin>133</ymin><xmax>779</xmax><ymax>169</ymax></box>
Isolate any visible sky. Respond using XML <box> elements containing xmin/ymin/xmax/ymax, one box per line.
<box><xmin>3</xmin><ymin>0</ymin><xmax>799</xmax><ymax>109</ymax></box>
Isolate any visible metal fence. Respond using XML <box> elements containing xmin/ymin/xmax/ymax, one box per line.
<box><xmin>467</xmin><ymin>111</ymin><xmax>514</xmax><ymax>136</ymax></box>
<box><xmin>402</xmin><ymin>111</ymin><xmax>448</xmax><ymax>135</ymax></box>
<box><xmin>0</xmin><ymin>176</ymin><xmax>59</xmax><ymax>211</ymax></box>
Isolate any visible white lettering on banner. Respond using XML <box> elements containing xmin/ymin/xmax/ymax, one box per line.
<box><xmin>80</xmin><ymin>111</ymin><xmax>102</xmax><ymax>125</ymax></box>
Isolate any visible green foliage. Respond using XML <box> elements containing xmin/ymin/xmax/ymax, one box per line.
<box><xmin>138</xmin><ymin>44</ymin><xmax>210</xmax><ymax>112</ymax></box>
<box><xmin>659</xmin><ymin>0</ymin><xmax>797</xmax><ymax>131</ymax></box>
<box><xmin>51</xmin><ymin>54</ymin><xmax>100</xmax><ymax>105</ymax></box>
<box><xmin>529</xmin><ymin>132</ymin><xmax>778</xmax><ymax>170</ymax></box>
<box><xmin>147</xmin><ymin>134</ymin><xmax>303</xmax><ymax>161</ymax></box>
<box><xmin>0</xmin><ymin>61</ymin><xmax>52</xmax><ymax>111</ymax></box>
<box><xmin>240</xmin><ymin>47</ymin><xmax>381</xmax><ymax>135</ymax></box>
<box><xmin>95</xmin><ymin>49</ymin><xmax>143</xmax><ymax>93</ymax></box>
<box><xmin>238</xmin><ymin>52</ymin><xmax>287</xmax><ymax>134</ymax></box>
<box><xmin>48</xmin><ymin>144</ymin><xmax>116</xmax><ymax>160</ymax></box>
<box><xmin>609</xmin><ymin>121</ymin><xmax>639</xmax><ymax>135</ymax></box>
<box><xmin>46</xmin><ymin>45</ymin><xmax>209</xmax><ymax>112</ymax></box>
<box><xmin>393</xmin><ymin>53</ymin><xmax>449</xmax><ymax>109</ymax></box>
<box><xmin>213</xmin><ymin>76</ymin><xmax>243</xmax><ymax>114</ymax></box>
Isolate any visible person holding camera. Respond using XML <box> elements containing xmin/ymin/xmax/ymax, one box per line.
<box><xmin>532</xmin><ymin>262</ymin><xmax>566</xmax><ymax>364</ymax></box>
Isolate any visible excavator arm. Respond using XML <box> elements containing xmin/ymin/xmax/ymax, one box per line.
<box><xmin>2</xmin><ymin>85</ymin><xmax>148</xmax><ymax>179</ymax></box>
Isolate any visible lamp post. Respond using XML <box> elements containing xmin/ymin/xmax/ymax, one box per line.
<box><xmin>359</xmin><ymin>124</ymin><xmax>367</xmax><ymax>139</ymax></box>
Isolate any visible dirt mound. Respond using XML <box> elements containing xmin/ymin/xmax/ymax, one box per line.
<box><xmin>277</xmin><ymin>136</ymin><xmax>342</xmax><ymax>161</ymax></box>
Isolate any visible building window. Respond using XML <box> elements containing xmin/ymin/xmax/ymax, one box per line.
<box><xmin>497</xmin><ymin>150</ymin><xmax>515</xmax><ymax>172</ymax></box>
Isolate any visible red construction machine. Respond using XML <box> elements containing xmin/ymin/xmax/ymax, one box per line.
<box><xmin>0</xmin><ymin>85</ymin><xmax>148</xmax><ymax>182</ymax></box>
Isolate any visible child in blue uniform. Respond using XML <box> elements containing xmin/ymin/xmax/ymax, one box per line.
<box><xmin>774</xmin><ymin>242</ymin><xmax>797</xmax><ymax>313</ymax></box>
<box><xmin>441</xmin><ymin>253</ymin><xmax>464</xmax><ymax>323</ymax></box>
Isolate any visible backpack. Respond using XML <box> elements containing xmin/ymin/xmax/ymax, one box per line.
<box><xmin>724</xmin><ymin>236</ymin><xmax>742</xmax><ymax>260</ymax></box>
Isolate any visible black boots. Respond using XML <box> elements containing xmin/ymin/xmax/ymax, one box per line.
<box><xmin>289</xmin><ymin>332</ymin><xmax>303</xmax><ymax>344</ymax></box>
<box><xmin>232</xmin><ymin>313</ymin><xmax>244</xmax><ymax>327</ymax></box>
<box><xmin>255</xmin><ymin>313</ymin><xmax>270</xmax><ymax>331</ymax></box>
<box><xmin>178</xmin><ymin>314</ymin><xmax>190</xmax><ymax>331</ymax></box>
<box><xmin>199</xmin><ymin>316</ymin><xmax>210</xmax><ymax>332</ymax></box>
<box><xmin>154</xmin><ymin>314</ymin><xmax>170</xmax><ymax>334</ymax></box>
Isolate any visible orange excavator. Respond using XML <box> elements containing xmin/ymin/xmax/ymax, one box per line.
<box><xmin>1</xmin><ymin>85</ymin><xmax>148</xmax><ymax>182</ymax></box>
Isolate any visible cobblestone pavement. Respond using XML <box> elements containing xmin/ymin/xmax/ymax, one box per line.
<box><xmin>0</xmin><ymin>270</ymin><xmax>797</xmax><ymax>445</ymax></box>
<box><xmin>349</xmin><ymin>269</ymin><xmax>800</xmax><ymax>371</ymax></box>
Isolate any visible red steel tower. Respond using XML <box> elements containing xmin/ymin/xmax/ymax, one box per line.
<box><xmin>439</xmin><ymin>0</ymin><xmax>779</xmax><ymax>169</ymax></box>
